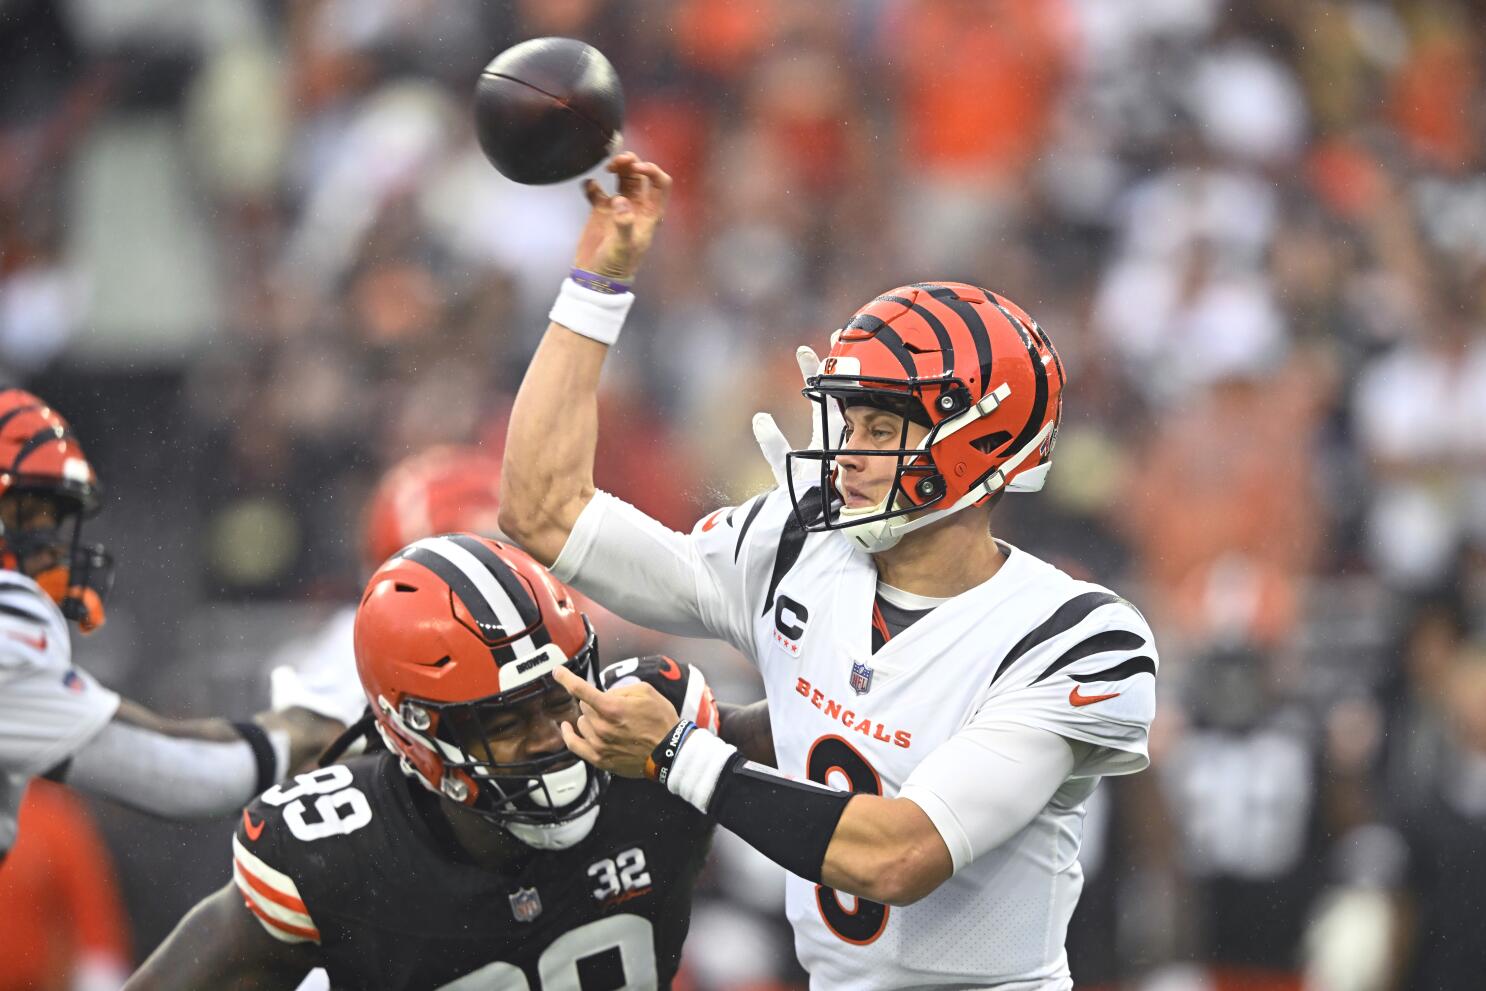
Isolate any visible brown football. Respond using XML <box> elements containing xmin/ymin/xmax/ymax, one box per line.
<box><xmin>473</xmin><ymin>37</ymin><xmax>624</xmax><ymax>185</ymax></box>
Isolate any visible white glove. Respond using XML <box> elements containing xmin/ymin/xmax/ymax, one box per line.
<box><xmin>752</xmin><ymin>345</ymin><xmax>825</xmax><ymax>489</ymax></box>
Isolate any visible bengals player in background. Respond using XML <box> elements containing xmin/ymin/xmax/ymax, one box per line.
<box><xmin>0</xmin><ymin>389</ymin><xmax>331</xmax><ymax>858</ymax></box>
<box><xmin>265</xmin><ymin>444</ymin><xmax>512</xmax><ymax>754</ymax></box>
<box><xmin>130</xmin><ymin>536</ymin><xmax>740</xmax><ymax>989</ymax></box>
<box><xmin>499</xmin><ymin>155</ymin><xmax>1160</xmax><ymax>989</ymax></box>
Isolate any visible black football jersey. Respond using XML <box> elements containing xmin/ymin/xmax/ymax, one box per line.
<box><xmin>231</xmin><ymin>750</ymin><xmax>713</xmax><ymax>990</ymax></box>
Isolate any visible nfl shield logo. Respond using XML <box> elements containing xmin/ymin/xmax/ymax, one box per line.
<box><xmin>849</xmin><ymin>661</ymin><xmax>873</xmax><ymax>696</ymax></box>
<box><xmin>508</xmin><ymin>886</ymin><xmax>542</xmax><ymax>923</ymax></box>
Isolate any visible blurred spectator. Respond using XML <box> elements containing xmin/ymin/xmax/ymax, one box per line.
<box><xmin>1386</xmin><ymin>640</ymin><xmax>1486</xmax><ymax>988</ymax></box>
<box><xmin>0</xmin><ymin>781</ymin><xmax>131</xmax><ymax>991</ymax></box>
<box><xmin>4</xmin><ymin>0</ymin><xmax>1486</xmax><ymax>979</ymax></box>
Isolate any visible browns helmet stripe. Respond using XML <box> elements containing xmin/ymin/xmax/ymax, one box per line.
<box><xmin>447</xmin><ymin>533</ymin><xmax>552</xmax><ymax>649</ymax></box>
<box><xmin>398</xmin><ymin>545</ymin><xmax>516</xmax><ymax>660</ymax></box>
<box><xmin>447</xmin><ymin>534</ymin><xmax>539</xmax><ymax>628</ymax></box>
<box><xmin>1030</xmin><ymin>630</ymin><xmax>1147</xmax><ymax>685</ymax></box>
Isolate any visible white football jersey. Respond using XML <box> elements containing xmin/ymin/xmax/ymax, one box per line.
<box><xmin>268</xmin><ymin>605</ymin><xmax>367</xmax><ymax>727</ymax></box>
<box><xmin>555</xmin><ymin>487</ymin><xmax>1158</xmax><ymax>990</ymax></box>
<box><xmin>0</xmin><ymin>570</ymin><xmax>119</xmax><ymax>852</ymax></box>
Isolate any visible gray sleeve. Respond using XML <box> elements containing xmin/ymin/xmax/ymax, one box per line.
<box><xmin>67</xmin><ymin>719</ymin><xmax>287</xmax><ymax>819</ymax></box>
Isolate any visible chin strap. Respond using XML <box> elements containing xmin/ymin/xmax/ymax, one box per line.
<box><xmin>34</xmin><ymin>566</ymin><xmax>106</xmax><ymax>633</ymax></box>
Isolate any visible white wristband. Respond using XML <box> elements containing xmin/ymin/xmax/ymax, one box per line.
<box><xmin>548</xmin><ymin>277</ymin><xmax>635</xmax><ymax>346</ymax></box>
<box><xmin>664</xmin><ymin>728</ymin><xmax>738</xmax><ymax>813</ymax></box>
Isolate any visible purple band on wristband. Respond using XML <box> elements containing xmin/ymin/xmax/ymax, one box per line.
<box><xmin>569</xmin><ymin>268</ymin><xmax>632</xmax><ymax>295</ymax></box>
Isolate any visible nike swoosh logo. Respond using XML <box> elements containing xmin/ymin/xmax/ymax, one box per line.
<box><xmin>658</xmin><ymin>657</ymin><xmax>682</xmax><ymax>681</ymax></box>
<box><xmin>242</xmin><ymin>809</ymin><xmax>266</xmax><ymax>842</ymax></box>
<box><xmin>6</xmin><ymin>630</ymin><xmax>46</xmax><ymax>652</ymax></box>
<box><xmin>700</xmin><ymin>510</ymin><xmax>726</xmax><ymax>533</ymax></box>
<box><xmin>1069</xmin><ymin>686</ymin><xmax>1121</xmax><ymax>707</ymax></box>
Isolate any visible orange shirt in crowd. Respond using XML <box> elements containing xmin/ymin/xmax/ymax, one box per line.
<box><xmin>0</xmin><ymin>781</ymin><xmax>131</xmax><ymax>991</ymax></box>
<box><xmin>893</xmin><ymin>0</ymin><xmax>1072</xmax><ymax>178</ymax></box>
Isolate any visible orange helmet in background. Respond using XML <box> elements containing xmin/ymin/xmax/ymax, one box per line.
<box><xmin>790</xmin><ymin>282</ymin><xmax>1066</xmax><ymax>553</ymax></box>
<box><xmin>361</xmin><ymin>445</ymin><xmax>504</xmax><ymax>573</ymax></box>
<box><xmin>355</xmin><ymin>533</ymin><xmax>603</xmax><ymax>848</ymax></box>
<box><xmin>0</xmin><ymin>390</ymin><xmax>111</xmax><ymax>631</ymax></box>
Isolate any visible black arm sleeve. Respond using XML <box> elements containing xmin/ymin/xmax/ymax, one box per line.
<box><xmin>707</xmin><ymin>754</ymin><xmax>852</xmax><ymax>883</ymax></box>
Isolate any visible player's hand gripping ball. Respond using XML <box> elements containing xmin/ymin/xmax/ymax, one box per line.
<box><xmin>474</xmin><ymin>37</ymin><xmax>625</xmax><ymax>185</ymax></box>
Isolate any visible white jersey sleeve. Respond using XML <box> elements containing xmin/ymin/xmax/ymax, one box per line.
<box><xmin>268</xmin><ymin>606</ymin><xmax>365</xmax><ymax>727</ymax></box>
<box><xmin>0</xmin><ymin>573</ymin><xmax>119</xmax><ymax>778</ymax></box>
<box><xmin>974</xmin><ymin>589</ymin><xmax>1158</xmax><ymax>777</ymax></box>
<box><xmin>897</xmin><ymin>722</ymin><xmax>1081</xmax><ymax>873</ymax></box>
<box><xmin>551</xmin><ymin>487</ymin><xmax>801</xmax><ymax>662</ymax></box>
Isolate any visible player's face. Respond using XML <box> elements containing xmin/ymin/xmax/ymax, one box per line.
<box><xmin>835</xmin><ymin>407</ymin><xmax>929</xmax><ymax>509</ymax></box>
<box><xmin>0</xmin><ymin>491</ymin><xmax>66</xmax><ymax>573</ymax></box>
<box><xmin>471</xmin><ymin>681</ymin><xmax>581</xmax><ymax>766</ymax></box>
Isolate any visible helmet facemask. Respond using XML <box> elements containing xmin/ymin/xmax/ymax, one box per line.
<box><xmin>787</xmin><ymin>370</ymin><xmax>1019</xmax><ymax>553</ymax></box>
<box><xmin>381</xmin><ymin>617</ymin><xmax>608</xmax><ymax>848</ymax></box>
<box><xmin>1</xmin><ymin>488</ymin><xmax>113</xmax><ymax>631</ymax></box>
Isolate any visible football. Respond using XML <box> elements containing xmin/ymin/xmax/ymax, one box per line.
<box><xmin>473</xmin><ymin>37</ymin><xmax>625</xmax><ymax>185</ymax></box>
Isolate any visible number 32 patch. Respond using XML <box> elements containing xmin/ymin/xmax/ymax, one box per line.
<box><xmin>587</xmin><ymin>847</ymin><xmax>652</xmax><ymax>904</ymax></box>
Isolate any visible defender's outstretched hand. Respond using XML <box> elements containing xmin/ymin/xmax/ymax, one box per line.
<box><xmin>573</xmin><ymin>153</ymin><xmax>671</xmax><ymax>282</ymax></box>
<box><xmin>553</xmin><ymin>664</ymin><xmax>679</xmax><ymax>779</ymax></box>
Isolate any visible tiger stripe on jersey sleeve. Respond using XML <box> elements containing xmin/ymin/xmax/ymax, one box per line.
<box><xmin>0</xmin><ymin>581</ymin><xmax>52</xmax><ymax>631</ymax></box>
<box><xmin>231</xmin><ymin>834</ymin><xmax>320</xmax><ymax>944</ymax></box>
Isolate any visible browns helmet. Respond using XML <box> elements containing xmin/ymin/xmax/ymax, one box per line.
<box><xmin>0</xmin><ymin>390</ymin><xmax>111</xmax><ymax>630</ymax></box>
<box><xmin>361</xmin><ymin>445</ymin><xmax>504</xmax><ymax>573</ymax></box>
<box><xmin>788</xmin><ymin>282</ymin><xmax>1065</xmax><ymax>553</ymax></box>
<box><xmin>355</xmin><ymin>533</ymin><xmax>602</xmax><ymax>848</ymax></box>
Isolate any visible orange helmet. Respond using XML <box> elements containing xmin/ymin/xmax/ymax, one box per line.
<box><xmin>361</xmin><ymin>445</ymin><xmax>503</xmax><ymax>573</ymax></box>
<box><xmin>788</xmin><ymin>282</ymin><xmax>1066</xmax><ymax>553</ymax></box>
<box><xmin>355</xmin><ymin>533</ymin><xmax>602</xmax><ymax>847</ymax></box>
<box><xmin>0</xmin><ymin>390</ymin><xmax>111</xmax><ymax>630</ymax></box>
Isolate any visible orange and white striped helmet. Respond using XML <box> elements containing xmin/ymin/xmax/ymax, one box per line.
<box><xmin>788</xmin><ymin>282</ymin><xmax>1065</xmax><ymax>553</ymax></box>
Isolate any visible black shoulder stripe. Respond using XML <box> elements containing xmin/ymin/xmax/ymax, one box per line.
<box><xmin>446</xmin><ymin>534</ymin><xmax>540</xmax><ymax>630</ymax></box>
<box><xmin>761</xmin><ymin>486</ymin><xmax>825</xmax><ymax>616</ymax></box>
<box><xmin>1070</xmin><ymin>655</ymin><xmax>1157</xmax><ymax>684</ymax></box>
<box><xmin>733</xmin><ymin>495</ymin><xmax>767</xmax><ymax>563</ymax></box>
<box><xmin>992</xmin><ymin>591</ymin><xmax>1123</xmax><ymax>684</ymax></box>
<box><xmin>0</xmin><ymin>600</ymin><xmax>48</xmax><ymax>626</ymax></box>
<box><xmin>1031</xmin><ymin>630</ymin><xmax>1147</xmax><ymax>685</ymax></box>
<box><xmin>0</xmin><ymin>581</ymin><xmax>43</xmax><ymax>599</ymax></box>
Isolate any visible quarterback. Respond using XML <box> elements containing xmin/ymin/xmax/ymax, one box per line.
<box><xmin>500</xmin><ymin>155</ymin><xmax>1159</xmax><ymax>989</ymax></box>
<box><xmin>0</xmin><ymin>390</ymin><xmax>331</xmax><ymax>858</ymax></box>
<box><xmin>130</xmin><ymin>536</ymin><xmax>723</xmax><ymax>989</ymax></box>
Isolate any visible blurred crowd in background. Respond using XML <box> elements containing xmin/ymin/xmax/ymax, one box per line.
<box><xmin>2</xmin><ymin>0</ymin><xmax>1485</xmax><ymax>989</ymax></box>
